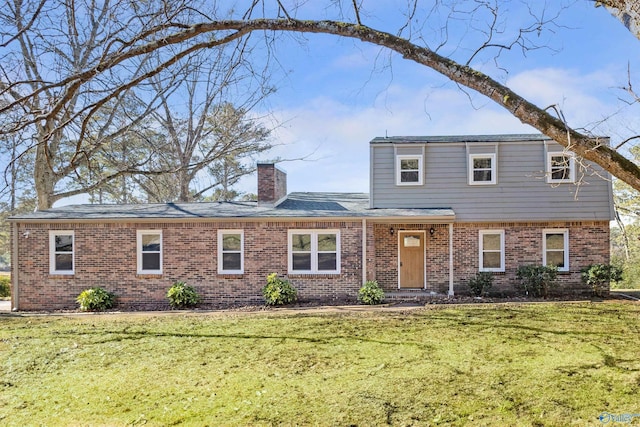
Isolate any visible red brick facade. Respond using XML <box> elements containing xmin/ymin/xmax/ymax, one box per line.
<box><xmin>12</xmin><ymin>219</ymin><xmax>609</xmax><ymax>310</ymax></box>
<box><xmin>371</xmin><ymin>221</ymin><xmax>610</xmax><ymax>296</ymax></box>
<box><xmin>13</xmin><ymin>220</ymin><xmax>363</xmax><ymax>310</ymax></box>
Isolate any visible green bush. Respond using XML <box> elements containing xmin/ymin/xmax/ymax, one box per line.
<box><xmin>581</xmin><ymin>264</ymin><xmax>623</xmax><ymax>297</ymax></box>
<box><xmin>0</xmin><ymin>275</ymin><xmax>10</xmax><ymax>298</ymax></box>
<box><xmin>358</xmin><ymin>280</ymin><xmax>385</xmax><ymax>305</ymax></box>
<box><xmin>262</xmin><ymin>273</ymin><xmax>297</xmax><ymax>306</ymax></box>
<box><xmin>76</xmin><ymin>287</ymin><xmax>116</xmax><ymax>311</ymax></box>
<box><xmin>467</xmin><ymin>272</ymin><xmax>493</xmax><ymax>297</ymax></box>
<box><xmin>166</xmin><ymin>281</ymin><xmax>201</xmax><ymax>309</ymax></box>
<box><xmin>516</xmin><ymin>265</ymin><xmax>558</xmax><ymax>298</ymax></box>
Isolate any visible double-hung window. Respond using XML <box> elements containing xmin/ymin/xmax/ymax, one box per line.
<box><xmin>137</xmin><ymin>230</ymin><xmax>162</xmax><ymax>274</ymax></box>
<box><xmin>49</xmin><ymin>231</ymin><xmax>74</xmax><ymax>275</ymax></box>
<box><xmin>543</xmin><ymin>229</ymin><xmax>569</xmax><ymax>272</ymax></box>
<box><xmin>396</xmin><ymin>155</ymin><xmax>423</xmax><ymax>186</ymax></box>
<box><xmin>289</xmin><ymin>230</ymin><xmax>340</xmax><ymax>274</ymax></box>
<box><xmin>218</xmin><ymin>230</ymin><xmax>244</xmax><ymax>274</ymax></box>
<box><xmin>479</xmin><ymin>230</ymin><xmax>504</xmax><ymax>272</ymax></box>
<box><xmin>547</xmin><ymin>152</ymin><xmax>575</xmax><ymax>183</ymax></box>
<box><xmin>469</xmin><ymin>154</ymin><xmax>496</xmax><ymax>185</ymax></box>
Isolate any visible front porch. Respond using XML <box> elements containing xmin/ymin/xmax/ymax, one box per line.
<box><xmin>364</xmin><ymin>221</ymin><xmax>455</xmax><ymax>296</ymax></box>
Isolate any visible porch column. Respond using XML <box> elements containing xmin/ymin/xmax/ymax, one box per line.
<box><xmin>448</xmin><ymin>222</ymin><xmax>454</xmax><ymax>296</ymax></box>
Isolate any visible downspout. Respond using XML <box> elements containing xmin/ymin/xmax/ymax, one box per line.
<box><xmin>362</xmin><ymin>218</ymin><xmax>367</xmax><ymax>284</ymax></box>
<box><xmin>11</xmin><ymin>222</ymin><xmax>19</xmax><ymax>311</ymax></box>
<box><xmin>448</xmin><ymin>223</ymin><xmax>454</xmax><ymax>297</ymax></box>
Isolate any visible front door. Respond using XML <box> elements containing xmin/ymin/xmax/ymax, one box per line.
<box><xmin>398</xmin><ymin>231</ymin><xmax>425</xmax><ymax>289</ymax></box>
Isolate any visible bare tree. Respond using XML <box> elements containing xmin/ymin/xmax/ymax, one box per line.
<box><xmin>3</xmin><ymin>0</ymin><xmax>640</xmax><ymax>201</ymax></box>
<box><xmin>140</xmin><ymin>43</ymin><xmax>273</xmax><ymax>202</ymax></box>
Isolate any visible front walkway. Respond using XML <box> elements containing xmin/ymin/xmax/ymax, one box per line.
<box><xmin>0</xmin><ymin>300</ymin><xmax>10</xmax><ymax>311</ymax></box>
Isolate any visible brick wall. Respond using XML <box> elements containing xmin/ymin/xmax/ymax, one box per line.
<box><xmin>14</xmin><ymin>220</ymin><xmax>363</xmax><ymax>310</ymax></box>
<box><xmin>372</xmin><ymin>221</ymin><xmax>610</xmax><ymax>296</ymax></box>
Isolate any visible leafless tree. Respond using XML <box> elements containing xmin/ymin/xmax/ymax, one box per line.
<box><xmin>3</xmin><ymin>0</ymin><xmax>640</xmax><ymax>207</ymax></box>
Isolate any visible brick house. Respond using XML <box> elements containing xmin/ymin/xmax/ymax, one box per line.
<box><xmin>9</xmin><ymin>134</ymin><xmax>613</xmax><ymax>310</ymax></box>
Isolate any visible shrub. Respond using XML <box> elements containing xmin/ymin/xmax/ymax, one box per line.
<box><xmin>358</xmin><ymin>280</ymin><xmax>385</xmax><ymax>305</ymax></box>
<box><xmin>76</xmin><ymin>287</ymin><xmax>116</xmax><ymax>311</ymax></box>
<box><xmin>262</xmin><ymin>273</ymin><xmax>297</xmax><ymax>306</ymax></box>
<box><xmin>581</xmin><ymin>264</ymin><xmax>623</xmax><ymax>297</ymax></box>
<box><xmin>516</xmin><ymin>265</ymin><xmax>558</xmax><ymax>298</ymax></box>
<box><xmin>0</xmin><ymin>275</ymin><xmax>10</xmax><ymax>298</ymax></box>
<box><xmin>166</xmin><ymin>281</ymin><xmax>201</xmax><ymax>309</ymax></box>
<box><xmin>467</xmin><ymin>272</ymin><xmax>493</xmax><ymax>297</ymax></box>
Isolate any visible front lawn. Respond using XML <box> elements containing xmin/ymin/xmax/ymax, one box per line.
<box><xmin>1</xmin><ymin>302</ymin><xmax>639</xmax><ymax>426</ymax></box>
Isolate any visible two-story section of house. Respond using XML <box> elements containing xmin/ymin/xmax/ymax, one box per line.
<box><xmin>367</xmin><ymin>134</ymin><xmax>614</xmax><ymax>295</ymax></box>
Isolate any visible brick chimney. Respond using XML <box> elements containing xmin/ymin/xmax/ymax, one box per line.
<box><xmin>257</xmin><ymin>163</ymin><xmax>287</xmax><ymax>206</ymax></box>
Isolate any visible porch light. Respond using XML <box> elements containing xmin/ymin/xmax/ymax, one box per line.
<box><xmin>429</xmin><ymin>227</ymin><xmax>435</xmax><ymax>236</ymax></box>
<box><xmin>389</xmin><ymin>227</ymin><xmax>395</xmax><ymax>236</ymax></box>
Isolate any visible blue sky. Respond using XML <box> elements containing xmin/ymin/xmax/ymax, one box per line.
<box><xmin>231</xmin><ymin>1</ymin><xmax>640</xmax><ymax>196</ymax></box>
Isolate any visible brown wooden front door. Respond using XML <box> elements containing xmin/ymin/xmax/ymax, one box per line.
<box><xmin>398</xmin><ymin>231</ymin><xmax>425</xmax><ymax>289</ymax></box>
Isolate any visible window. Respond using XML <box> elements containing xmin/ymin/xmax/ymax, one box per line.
<box><xmin>547</xmin><ymin>152</ymin><xmax>575</xmax><ymax>183</ymax></box>
<box><xmin>479</xmin><ymin>230</ymin><xmax>504</xmax><ymax>272</ymax></box>
<box><xmin>137</xmin><ymin>230</ymin><xmax>162</xmax><ymax>274</ymax></box>
<box><xmin>543</xmin><ymin>229</ymin><xmax>569</xmax><ymax>272</ymax></box>
<box><xmin>396</xmin><ymin>155</ymin><xmax>423</xmax><ymax>185</ymax></box>
<box><xmin>218</xmin><ymin>230</ymin><xmax>244</xmax><ymax>274</ymax></box>
<box><xmin>469</xmin><ymin>154</ymin><xmax>496</xmax><ymax>185</ymax></box>
<box><xmin>49</xmin><ymin>231</ymin><xmax>74</xmax><ymax>274</ymax></box>
<box><xmin>289</xmin><ymin>230</ymin><xmax>340</xmax><ymax>274</ymax></box>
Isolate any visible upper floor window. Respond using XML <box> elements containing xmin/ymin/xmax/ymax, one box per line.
<box><xmin>547</xmin><ymin>152</ymin><xmax>575</xmax><ymax>183</ymax></box>
<box><xmin>469</xmin><ymin>154</ymin><xmax>496</xmax><ymax>185</ymax></box>
<box><xmin>289</xmin><ymin>230</ymin><xmax>340</xmax><ymax>274</ymax></box>
<box><xmin>479</xmin><ymin>230</ymin><xmax>504</xmax><ymax>272</ymax></box>
<box><xmin>50</xmin><ymin>231</ymin><xmax>74</xmax><ymax>275</ymax></box>
<box><xmin>218</xmin><ymin>230</ymin><xmax>244</xmax><ymax>274</ymax></box>
<box><xmin>396</xmin><ymin>155</ymin><xmax>423</xmax><ymax>186</ymax></box>
<box><xmin>137</xmin><ymin>230</ymin><xmax>162</xmax><ymax>274</ymax></box>
<box><xmin>543</xmin><ymin>229</ymin><xmax>569</xmax><ymax>272</ymax></box>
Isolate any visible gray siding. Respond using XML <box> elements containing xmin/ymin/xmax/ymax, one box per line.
<box><xmin>370</xmin><ymin>140</ymin><xmax>614</xmax><ymax>221</ymax></box>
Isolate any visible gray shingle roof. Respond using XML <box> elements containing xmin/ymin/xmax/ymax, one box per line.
<box><xmin>10</xmin><ymin>192</ymin><xmax>455</xmax><ymax>222</ymax></box>
<box><xmin>370</xmin><ymin>134</ymin><xmax>553</xmax><ymax>144</ymax></box>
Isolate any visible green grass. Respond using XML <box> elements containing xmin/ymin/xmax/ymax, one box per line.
<box><xmin>1</xmin><ymin>302</ymin><xmax>639</xmax><ymax>426</ymax></box>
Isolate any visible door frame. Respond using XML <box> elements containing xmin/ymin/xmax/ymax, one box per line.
<box><xmin>397</xmin><ymin>230</ymin><xmax>426</xmax><ymax>289</ymax></box>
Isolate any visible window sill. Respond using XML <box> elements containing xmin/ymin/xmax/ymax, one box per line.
<box><xmin>288</xmin><ymin>273</ymin><xmax>341</xmax><ymax>278</ymax></box>
<box><xmin>136</xmin><ymin>274</ymin><xmax>163</xmax><ymax>279</ymax></box>
<box><xmin>218</xmin><ymin>273</ymin><xmax>244</xmax><ymax>278</ymax></box>
<box><xmin>49</xmin><ymin>274</ymin><xmax>74</xmax><ymax>279</ymax></box>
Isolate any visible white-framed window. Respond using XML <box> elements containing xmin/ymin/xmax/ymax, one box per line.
<box><xmin>137</xmin><ymin>230</ymin><xmax>162</xmax><ymax>274</ymax></box>
<box><xmin>288</xmin><ymin>230</ymin><xmax>340</xmax><ymax>274</ymax></box>
<box><xmin>543</xmin><ymin>229</ymin><xmax>569</xmax><ymax>272</ymax></box>
<box><xmin>218</xmin><ymin>230</ymin><xmax>244</xmax><ymax>274</ymax></box>
<box><xmin>469</xmin><ymin>153</ymin><xmax>496</xmax><ymax>185</ymax></box>
<box><xmin>49</xmin><ymin>231</ymin><xmax>74</xmax><ymax>275</ymax></box>
<box><xmin>479</xmin><ymin>230</ymin><xmax>505</xmax><ymax>272</ymax></box>
<box><xmin>546</xmin><ymin>152</ymin><xmax>575</xmax><ymax>183</ymax></box>
<box><xmin>396</xmin><ymin>155</ymin><xmax>423</xmax><ymax>186</ymax></box>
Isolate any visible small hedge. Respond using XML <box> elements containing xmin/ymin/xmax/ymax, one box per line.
<box><xmin>166</xmin><ymin>281</ymin><xmax>201</xmax><ymax>309</ymax></box>
<box><xmin>0</xmin><ymin>275</ymin><xmax>10</xmax><ymax>298</ymax></box>
<box><xmin>76</xmin><ymin>287</ymin><xmax>116</xmax><ymax>311</ymax></box>
<box><xmin>581</xmin><ymin>264</ymin><xmax>623</xmax><ymax>297</ymax></box>
<box><xmin>467</xmin><ymin>272</ymin><xmax>493</xmax><ymax>297</ymax></box>
<box><xmin>516</xmin><ymin>265</ymin><xmax>558</xmax><ymax>298</ymax></box>
<box><xmin>262</xmin><ymin>273</ymin><xmax>297</xmax><ymax>306</ymax></box>
<box><xmin>358</xmin><ymin>280</ymin><xmax>385</xmax><ymax>305</ymax></box>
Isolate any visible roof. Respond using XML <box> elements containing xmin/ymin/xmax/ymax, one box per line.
<box><xmin>9</xmin><ymin>192</ymin><xmax>455</xmax><ymax>223</ymax></box>
<box><xmin>370</xmin><ymin>134</ymin><xmax>554</xmax><ymax>144</ymax></box>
